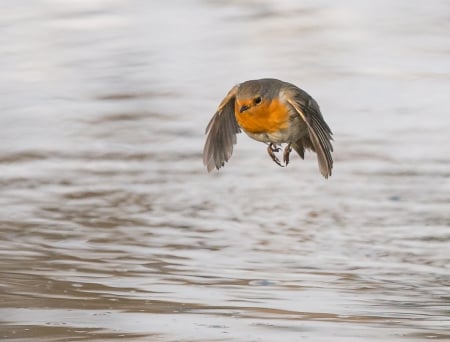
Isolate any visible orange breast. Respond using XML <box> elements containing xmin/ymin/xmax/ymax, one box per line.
<box><xmin>235</xmin><ymin>99</ymin><xmax>289</xmax><ymax>134</ymax></box>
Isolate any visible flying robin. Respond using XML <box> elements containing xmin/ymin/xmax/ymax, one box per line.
<box><xmin>203</xmin><ymin>78</ymin><xmax>334</xmax><ymax>178</ymax></box>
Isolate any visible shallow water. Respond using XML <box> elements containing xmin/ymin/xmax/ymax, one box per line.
<box><xmin>1</xmin><ymin>0</ymin><xmax>449</xmax><ymax>341</ymax></box>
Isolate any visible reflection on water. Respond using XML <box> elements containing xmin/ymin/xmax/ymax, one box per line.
<box><xmin>1</xmin><ymin>0</ymin><xmax>449</xmax><ymax>341</ymax></box>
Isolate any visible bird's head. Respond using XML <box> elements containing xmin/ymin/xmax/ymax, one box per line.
<box><xmin>236</xmin><ymin>80</ymin><xmax>267</xmax><ymax>114</ymax></box>
<box><xmin>235</xmin><ymin>79</ymin><xmax>280</xmax><ymax>115</ymax></box>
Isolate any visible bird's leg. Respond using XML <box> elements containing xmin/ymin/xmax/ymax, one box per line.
<box><xmin>283</xmin><ymin>143</ymin><xmax>292</xmax><ymax>166</ymax></box>
<box><xmin>267</xmin><ymin>143</ymin><xmax>284</xmax><ymax>167</ymax></box>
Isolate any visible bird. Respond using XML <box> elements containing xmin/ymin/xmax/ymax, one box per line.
<box><xmin>203</xmin><ymin>78</ymin><xmax>334</xmax><ymax>178</ymax></box>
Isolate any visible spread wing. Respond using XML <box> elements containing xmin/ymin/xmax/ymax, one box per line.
<box><xmin>286</xmin><ymin>87</ymin><xmax>334</xmax><ymax>178</ymax></box>
<box><xmin>203</xmin><ymin>85</ymin><xmax>241</xmax><ymax>172</ymax></box>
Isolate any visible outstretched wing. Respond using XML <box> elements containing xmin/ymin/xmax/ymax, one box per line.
<box><xmin>285</xmin><ymin>87</ymin><xmax>333</xmax><ymax>178</ymax></box>
<box><xmin>203</xmin><ymin>85</ymin><xmax>241</xmax><ymax>172</ymax></box>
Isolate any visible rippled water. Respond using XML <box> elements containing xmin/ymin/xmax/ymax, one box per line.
<box><xmin>1</xmin><ymin>0</ymin><xmax>449</xmax><ymax>341</ymax></box>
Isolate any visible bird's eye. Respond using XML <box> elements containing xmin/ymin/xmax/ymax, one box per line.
<box><xmin>254</xmin><ymin>96</ymin><xmax>262</xmax><ymax>105</ymax></box>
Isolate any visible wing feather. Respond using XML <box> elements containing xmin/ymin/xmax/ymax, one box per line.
<box><xmin>203</xmin><ymin>85</ymin><xmax>241</xmax><ymax>171</ymax></box>
<box><xmin>286</xmin><ymin>88</ymin><xmax>334</xmax><ymax>178</ymax></box>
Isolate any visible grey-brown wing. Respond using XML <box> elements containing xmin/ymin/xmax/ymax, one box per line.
<box><xmin>286</xmin><ymin>88</ymin><xmax>334</xmax><ymax>178</ymax></box>
<box><xmin>203</xmin><ymin>85</ymin><xmax>241</xmax><ymax>172</ymax></box>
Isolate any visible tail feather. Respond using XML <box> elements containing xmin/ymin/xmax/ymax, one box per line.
<box><xmin>292</xmin><ymin>137</ymin><xmax>314</xmax><ymax>160</ymax></box>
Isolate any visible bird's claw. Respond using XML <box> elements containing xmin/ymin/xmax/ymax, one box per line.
<box><xmin>267</xmin><ymin>143</ymin><xmax>284</xmax><ymax>167</ymax></box>
<box><xmin>283</xmin><ymin>143</ymin><xmax>292</xmax><ymax>166</ymax></box>
<box><xmin>267</xmin><ymin>143</ymin><xmax>292</xmax><ymax>167</ymax></box>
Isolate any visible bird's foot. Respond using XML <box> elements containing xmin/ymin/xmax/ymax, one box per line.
<box><xmin>283</xmin><ymin>143</ymin><xmax>292</xmax><ymax>166</ymax></box>
<box><xmin>267</xmin><ymin>143</ymin><xmax>284</xmax><ymax>167</ymax></box>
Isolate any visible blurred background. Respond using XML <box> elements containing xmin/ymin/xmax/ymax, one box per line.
<box><xmin>0</xmin><ymin>0</ymin><xmax>449</xmax><ymax>341</ymax></box>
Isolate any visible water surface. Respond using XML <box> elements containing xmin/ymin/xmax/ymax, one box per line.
<box><xmin>1</xmin><ymin>0</ymin><xmax>449</xmax><ymax>341</ymax></box>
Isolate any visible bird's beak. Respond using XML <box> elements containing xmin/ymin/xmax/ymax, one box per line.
<box><xmin>239</xmin><ymin>104</ymin><xmax>250</xmax><ymax>113</ymax></box>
